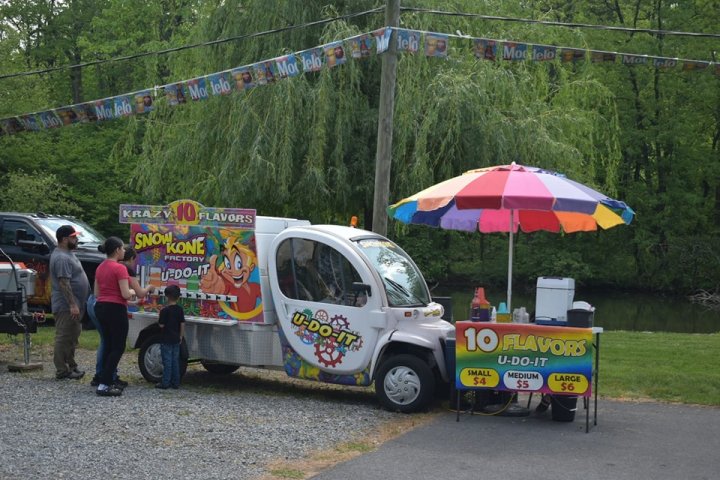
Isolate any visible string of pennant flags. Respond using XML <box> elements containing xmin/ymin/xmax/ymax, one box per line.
<box><xmin>2</xmin><ymin>26</ymin><xmax>719</xmax><ymax>137</ymax></box>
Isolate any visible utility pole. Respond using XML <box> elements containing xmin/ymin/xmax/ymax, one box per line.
<box><xmin>371</xmin><ymin>0</ymin><xmax>400</xmax><ymax>236</ymax></box>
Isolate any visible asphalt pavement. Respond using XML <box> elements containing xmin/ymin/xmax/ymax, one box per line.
<box><xmin>311</xmin><ymin>398</ymin><xmax>720</xmax><ymax>480</ymax></box>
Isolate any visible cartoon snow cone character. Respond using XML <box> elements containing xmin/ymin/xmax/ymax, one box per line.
<box><xmin>200</xmin><ymin>237</ymin><xmax>262</xmax><ymax>316</ymax></box>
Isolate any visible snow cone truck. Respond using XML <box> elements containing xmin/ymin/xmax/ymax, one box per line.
<box><xmin>122</xmin><ymin>200</ymin><xmax>454</xmax><ymax>412</ymax></box>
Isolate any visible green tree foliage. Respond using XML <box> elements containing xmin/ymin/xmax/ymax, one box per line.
<box><xmin>1</xmin><ymin>0</ymin><xmax>719</xmax><ymax>292</ymax></box>
<box><xmin>0</xmin><ymin>170</ymin><xmax>80</xmax><ymax>213</ymax></box>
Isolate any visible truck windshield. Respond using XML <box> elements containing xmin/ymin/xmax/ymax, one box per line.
<box><xmin>35</xmin><ymin>218</ymin><xmax>105</xmax><ymax>246</ymax></box>
<box><xmin>355</xmin><ymin>238</ymin><xmax>430</xmax><ymax>307</ymax></box>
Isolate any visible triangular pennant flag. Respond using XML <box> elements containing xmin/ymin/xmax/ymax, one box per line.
<box><xmin>1</xmin><ymin>118</ymin><xmax>25</xmax><ymax>134</ymax></box>
<box><xmin>682</xmin><ymin>60</ymin><xmax>709</xmax><ymax>71</ymax></box>
<box><xmin>134</xmin><ymin>90</ymin><xmax>155</xmax><ymax>113</ymax></box>
<box><xmin>562</xmin><ymin>48</ymin><xmax>586</xmax><ymax>63</ymax></box>
<box><xmin>473</xmin><ymin>39</ymin><xmax>497</xmax><ymax>61</ymax></box>
<box><xmin>621</xmin><ymin>54</ymin><xmax>648</xmax><ymax>66</ymax></box>
<box><xmin>298</xmin><ymin>48</ymin><xmax>324</xmax><ymax>72</ymax></box>
<box><xmin>186</xmin><ymin>77</ymin><xmax>210</xmax><ymax>101</ymax></box>
<box><xmin>349</xmin><ymin>34</ymin><xmax>374</xmax><ymax>59</ymax></box>
<box><xmin>424</xmin><ymin>33</ymin><xmax>448</xmax><ymax>58</ymax></box>
<box><xmin>18</xmin><ymin>114</ymin><xmax>41</xmax><ymax>131</ymax></box>
<box><xmin>79</xmin><ymin>103</ymin><xmax>99</xmax><ymax>122</ymax></box>
<box><xmin>274</xmin><ymin>54</ymin><xmax>301</xmax><ymax>78</ymax></box>
<box><xmin>397</xmin><ymin>29</ymin><xmax>420</xmax><ymax>53</ymax></box>
<box><xmin>503</xmin><ymin>42</ymin><xmax>528</xmax><ymax>61</ymax></box>
<box><xmin>113</xmin><ymin>94</ymin><xmax>134</xmax><ymax>117</ymax></box>
<box><xmin>591</xmin><ymin>51</ymin><xmax>616</xmax><ymax>63</ymax></box>
<box><xmin>323</xmin><ymin>41</ymin><xmax>347</xmax><ymax>68</ymax></box>
<box><xmin>373</xmin><ymin>27</ymin><xmax>391</xmax><ymax>54</ymax></box>
<box><xmin>165</xmin><ymin>83</ymin><xmax>188</xmax><ymax>106</ymax></box>
<box><xmin>38</xmin><ymin>110</ymin><xmax>63</xmax><ymax>128</ymax></box>
<box><xmin>532</xmin><ymin>45</ymin><xmax>557</xmax><ymax>62</ymax></box>
<box><xmin>652</xmin><ymin>58</ymin><xmax>678</xmax><ymax>69</ymax></box>
<box><xmin>253</xmin><ymin>61</ymin><xmax>277</xmax><ymax>85</ymax></box>
<box><xmin>206</xmin><ymin>72</ymin><xmax>233</xmax><ymax>96</ymax></box>
<box><xmin>231</xmin><ymin>67</ymin><xmax>256</xmax><ymax>91</ymax></box>
<box><xmin>56</xmin><ymin>107</ymin><xmax>81</xmax><ymax>126</ymax></box>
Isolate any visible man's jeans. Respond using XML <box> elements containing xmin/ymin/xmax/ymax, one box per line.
<box><xmin>160</xmin><ymin>342</ymin><xmax>181</xmax><ymax>388</ymax></box>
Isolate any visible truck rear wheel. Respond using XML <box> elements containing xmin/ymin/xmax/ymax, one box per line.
<box><xmin>200</xmin><ymin>361</ymin><xmax>240</xmax><ymax>375</ymax></box>
<box><xmin>138</xmin><ymin>335</ymin><xmax>187</xmax><ymax>383</ymax></box>
<box><xmin>375</xmin><ymin>354</ymin><xmax>435</xmax><ymax>413</ymax></box>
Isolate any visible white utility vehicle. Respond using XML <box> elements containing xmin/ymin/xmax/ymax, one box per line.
<box><xmin>123</xmin><ymin>200</ymin><xmax>453</xmax><ymax>412</ymax></box>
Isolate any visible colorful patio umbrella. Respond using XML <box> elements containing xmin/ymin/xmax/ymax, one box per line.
<box><xmin>387</xmin><ymin>163</ymin><xmax>634</xmax><ymax>311</ymax></box>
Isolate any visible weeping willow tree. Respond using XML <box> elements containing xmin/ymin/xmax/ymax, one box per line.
<box><xmin>118</xmin><ymin>1</ymin><xmax>384</xmax><ymax>224</ymax></box>
<box><xmin>117</xmin><ymin>0</ymin><xmax>622</xmax><ymax>228</ymax></box>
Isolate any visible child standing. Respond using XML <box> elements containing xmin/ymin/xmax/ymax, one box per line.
<box><xmin>156</xmin><ymin>285</ymin><xmax>185</xmax><ymax>390</ymax></box>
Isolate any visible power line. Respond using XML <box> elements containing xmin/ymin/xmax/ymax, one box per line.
<box><xmin>401</xmin><ymin>7</ymin><xmax>720</xmax><ymax>40</ymax></box>
<box><xmin>3</xmin><ymin>6</ymin><xmax>718</xmax><ymax>82</ymax></box>
<box><xmin>0</xmin><ymin>7</ymin><xmax>384</xmax><ymax>81</ymax></box>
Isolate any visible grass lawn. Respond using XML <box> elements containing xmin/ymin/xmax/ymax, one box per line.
<box><xmin>2</xmin><ymin>327</ymin><xmax>719</xmax><ymax>406</ymax></box>
<box><xmin>599</xmin><ymin>331</ymin><xmax>720</xmax><ymax>406</ymax></box>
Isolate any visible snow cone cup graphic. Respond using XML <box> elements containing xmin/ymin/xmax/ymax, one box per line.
<box><xmin>187</xmin><ymin>275</ymin><xmax>199</xmax><ymax>292</ymax></box>
<box><xmin>149</xmin><ymin>267</ymin><xmax>163</xmax><ymax>288</ymax></box>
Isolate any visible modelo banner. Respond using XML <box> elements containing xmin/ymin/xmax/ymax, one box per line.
<box><xmin>119</xmin><ymin>199</ymin><xmax>263</xmax><ymax>323</ymax></box>
<box><xmin>455</xmin><ymin>322</ymin><xmax>593</xmax><ymax>396</ymax></box>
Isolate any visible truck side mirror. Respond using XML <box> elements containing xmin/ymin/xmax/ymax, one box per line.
<box><xmin>351</xmin><ymin>282</ymin><xmax>371</xmax><ymax>297</ymax></box>
<box><xmin>16</xmin><ymin>228</ymin><xmax>49</xmax><ymax>254</ymax></box>
<box><xmin>14</xmin><ymin>228</ymin><xmax>29</xmax><ymax>245</ymax></box>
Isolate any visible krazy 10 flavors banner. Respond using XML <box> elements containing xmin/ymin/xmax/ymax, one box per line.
<box><xmin>120</xmin><ymin>200</ymin><xmax>263</xmax><ymax>322</ymax></box>
<box><xmin>455</xmin><ymin>322</ymin><xmax>593</xmax><ymax>397</ymax></box>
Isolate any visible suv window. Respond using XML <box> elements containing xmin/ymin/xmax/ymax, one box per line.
<box><xmin>0</xmin><ymin>219</ymin><xmax>43</xmax><ymax>246</ymax></box>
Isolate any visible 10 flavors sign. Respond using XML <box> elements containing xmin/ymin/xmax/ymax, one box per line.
<box><xmin>280</xmin><ymin>307</ymin><xmax>369</xmax><ymax>386</ymax></box>
<box><xmin>455</xmin><ymin>322</ymin><xmax>593</xmax><ymax>396</ymax></box>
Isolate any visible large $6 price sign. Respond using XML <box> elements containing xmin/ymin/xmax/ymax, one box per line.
<box><xmin>455</xmin><ymin>322</ymin><xmax>593</xmax><ymax>397</ymax></box>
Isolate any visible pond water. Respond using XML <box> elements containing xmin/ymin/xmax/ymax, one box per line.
<box><xmin>432</xmin><ymin>288</ymin><xmax>720</xmax><ymax>333</ymax></box>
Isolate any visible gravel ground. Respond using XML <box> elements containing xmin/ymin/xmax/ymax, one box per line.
<box><xmin>0</xmin><ymin>344</ymin><xmax>400</xmax><ymax>480</ymax></box>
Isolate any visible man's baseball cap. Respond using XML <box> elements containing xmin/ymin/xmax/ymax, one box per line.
<box><xmin>56</xmin><ymin>225</ymin><xmax>80</xmax><ymax>242</ymax></box>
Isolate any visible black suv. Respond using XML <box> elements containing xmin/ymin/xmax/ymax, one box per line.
<box><xmin>0</xmin><ymin>212</ymin><xmax>106</xmax><ymax>319</ymax></box>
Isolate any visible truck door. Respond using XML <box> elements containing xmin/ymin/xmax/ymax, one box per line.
<box><xmin>270</xmin><ymin>235</ymin><xmax>385</xmax><ymax>376</ymax></box>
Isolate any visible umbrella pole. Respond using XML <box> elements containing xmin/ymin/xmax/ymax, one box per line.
<box><xmin>507</xmin><ymin>210</ymin><xmax>514</xmax><ymax>312</ymax></box>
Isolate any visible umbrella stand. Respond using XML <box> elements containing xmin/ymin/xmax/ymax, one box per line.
<box><xmin>507</xmin><ymin>210</ymin><xmax>514</xmax><ymax>313</ymax></box>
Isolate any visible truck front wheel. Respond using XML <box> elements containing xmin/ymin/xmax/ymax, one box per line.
<box><xmin>375</xmin><ymin>354</ymin><xmax>435</xmax><ymax>413</ymax></box>
<box><xmin>138</xmin><ymin>335</ymin><xmax>187</xmax><ymax>383</ymax></box>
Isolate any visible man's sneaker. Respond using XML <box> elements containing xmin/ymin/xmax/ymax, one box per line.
<box><xmin>55</xmin><ymin>372</ymin><xmax>70</xmax><ymax>380</ymax></box>
<box><xmin>68</xmin><ymin>369</ymin><xmax>85</xmax><ymax>380</ymax></box>
<box><xmin>96</xmin><ymin>386</ymin><xmax>122</xmax><ymax>397</ymax></box>
<box><xmin>155</xmin><ymin>383</ymin><xmax>170</xmax><ymax>390</ymax></box>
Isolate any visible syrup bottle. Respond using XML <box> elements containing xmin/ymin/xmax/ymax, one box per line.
<box><xmin>471</xmin><ymin>288</ymin><xmax>489</xmax><ymax>321</ymax></box>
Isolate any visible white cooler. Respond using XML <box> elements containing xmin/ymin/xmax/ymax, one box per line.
<box><xmin>0</xmin><ymin>263</ymin><xmax>37</xmax><ymax>296</ymax></box>
<box><xmin>535</xmin><ymin>276</ymin><xmax>574</xmax><ymax>325</ymax></box>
